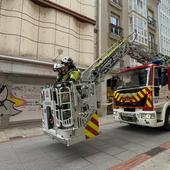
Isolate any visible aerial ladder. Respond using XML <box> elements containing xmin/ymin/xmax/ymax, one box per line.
<box><xmin>41</xmin><ymin>31</ymin><xmax>162</xmax><ymax>146</ymax></box>
<box><xmin>81</xmin><ymin>32</ymin><xmax>137</xmax><ymax>83</ymax></box>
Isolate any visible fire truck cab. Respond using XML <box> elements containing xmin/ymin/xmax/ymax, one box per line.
<box><xmin>113</xmin><ymin>63</ymin><xmax>170</xmax><ymax>130</ymax></box>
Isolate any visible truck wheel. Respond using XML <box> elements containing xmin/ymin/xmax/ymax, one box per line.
<box><xmin>164</xmin><ymin>108</ymin><xmax>170</xmax><ymax>131</ymax></box>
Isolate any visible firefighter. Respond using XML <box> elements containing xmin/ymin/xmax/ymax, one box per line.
<box><xmin>53</xmin><ymin>63</ymin><xmax>69</xmax><ymax>83</ymax></box>
<box><xmin>61</xmin><ymin>56</ymin><xmax>76</xmax><ymax>71</ymax></box>
<box><xmin>61</xmin><ymin>56</ymin><xmax>81</xmax><ymax>82</ymax></box>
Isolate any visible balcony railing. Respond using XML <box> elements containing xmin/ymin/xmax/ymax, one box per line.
<box><xmin>110</xmin><ymin>23</ymin><xmax>123</xmax><ymax>37</ymax></box>
<box><xmin>111</xmin><ymin>0</ymin><xmax>122</xmax><ymax>6</ymax></box>
<box><xmin>148</xmin><ymin>16</ymin><xmax>156</xmax><ymax>28</ymax></box>
<box><xmin>148</xmin><ymin>41</ymin><xmax>157</xmax><ymax>50</ymax></box>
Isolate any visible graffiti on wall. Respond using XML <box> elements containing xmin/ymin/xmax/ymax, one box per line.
<box><xmin>0</xmin><ymin>85</ymin><xmax>24</xmax><ymax>116</ymax></box>
<box><xmin>0</xmin><ymin>84</ymin><xmax>42</xmax><ymax>121</ymax></box>
<box><xmin>11</xmin><ymin>84</ymin><xmax>41</xmax><ymax>112</ymax></box>
<box><xmin>10</xmin><ymin>84</ymin><xmax>42</xmax><ymax>121</ymax></box>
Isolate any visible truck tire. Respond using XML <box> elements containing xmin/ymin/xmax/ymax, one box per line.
<box><xmin>164</xmin><ymin>108</ymin><xmax>170</xmax><ymax>131</ymax></box>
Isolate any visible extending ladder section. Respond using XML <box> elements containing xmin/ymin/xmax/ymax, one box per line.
<box><xmin>128</xmin><ymin>43</ymin><xmax>170</xmax><ymax>65</ymax></box>
<box><xmin>81</xmin><ymin>31</ymin><xmax>170</xmax><ymax>84</ymax></box>
<box><xmin>81</xmin><ymin>32</ymin><xmax>137</xmax><ymax>83</ymax></box>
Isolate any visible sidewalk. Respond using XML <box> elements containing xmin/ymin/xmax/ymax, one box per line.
<box><xmin>133</xmin><ymin>149</ymin><xmax>170</xmax><ymax>170</ymax></box>
<box><xmin>0</xmin><ymin>115</ymin><xmax>114</xmax><ymax>143</ymax></box>
<box><xmin>109</xmin><ymin>141</ymin><xmax>170</xmax><ymax>170</ymax></box>
<box><xmin>0</xmin><ymin>124</ymin><xmax>43</xmax><ymax>143</ymax></box>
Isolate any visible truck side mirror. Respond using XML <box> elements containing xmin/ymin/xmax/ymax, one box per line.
<box><xmin>168</xmin><ymin>67</ymin><xmax>170</xmax><ymax>90</ymax></box>
<box><xmin>111</xmin><ymin>76</ymin><xmax>118</xmax><ymax>90</ymax></box>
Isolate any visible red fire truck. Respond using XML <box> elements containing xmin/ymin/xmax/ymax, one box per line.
<box><xmin>112</xmin><ymin>61</ymin><xmax>170</xmax><ymax>130</ymax></box>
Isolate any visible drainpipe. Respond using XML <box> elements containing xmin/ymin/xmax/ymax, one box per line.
<box><xmin>98</xmin><ymin>0</ymin><xmax>102</xmax><ymax>57</ymax></box>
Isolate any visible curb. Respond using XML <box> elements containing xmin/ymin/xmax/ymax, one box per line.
<box><xmin>0</xmin><ymin>134</ymin><xmax>44</xmax><ymax>144</ymax></box>
<box><xmin>109</xmin><ymin>141</ymin><xmax>170</xmax><ymax>170</ymax></box>
<box><xmin>0</xmin><ymin>120</ymin><xmax>114</xmax><ymax>144</ymax></box>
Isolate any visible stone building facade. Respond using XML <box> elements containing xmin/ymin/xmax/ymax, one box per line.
<box><xmin>0</xmin><ymin>0</ymin><xmax>96</xmax><ymax>124</ymax></box>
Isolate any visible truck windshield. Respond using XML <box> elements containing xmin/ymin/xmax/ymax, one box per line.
<box><xmin>115</xmin><ymin>68</ymin><xmax>150</xmax><ymax>89</ymax></box>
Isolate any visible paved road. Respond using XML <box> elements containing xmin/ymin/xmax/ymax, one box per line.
<box><xmin>0</xmin><ymin>122</ymin><xmax>170</xmax><ymax>170</ymax></box>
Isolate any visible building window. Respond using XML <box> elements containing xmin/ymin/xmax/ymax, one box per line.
<box><xmin>110</xmin><ymin>15</ymin><xmax>119</xmax><ymax>26</ymax></box>
<box><xmin>148</xmin><ymin>9</ymin><xmax>156</xmax><ymax>27</ymax></box>
<box><xmin>128</xmin><ymin>0</ymin><xmax>132</xmax><ymax>10</ymax></box>
<box><xmin>137</xmin><ymin>0</ymin><xmax>143</xmax><ymax>8</ymax></box>
<box><xmin>128</xmin><ymin>0</ymin><xmax>147</xmax><ymax>17</ymax></box>
<box><xmin>148</xmin><ymin>33</ymin><xmax>156</xmax><ymax>50</ymax></box>
<box><xmin>110</xmin><ymin>15</ymin><xmax>122</xmax><ymax>36</ymax></box>
<box><xmin>129</xmin><ymin>14</ymin><xmax>148</xmax><ymax>45</ymax></box>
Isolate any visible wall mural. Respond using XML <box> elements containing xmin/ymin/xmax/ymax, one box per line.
<box><xmin>10</xmin><ymin>84</ymin><xmax>42</xmax><ymax>122</ymax></box>
<box><xmin>0</xmin><ymin>85</ymin><xmax>23</xmax><ymax>116</ymax></box>
<box><xmin>11</xmin><ymin>84</ymin><xmax>41</xmax><ymax>110</ymax></box>
<box><xmin>0</xmin><ymin>84</ymin><xmax>42</xmax><ymax>121</ymax></box>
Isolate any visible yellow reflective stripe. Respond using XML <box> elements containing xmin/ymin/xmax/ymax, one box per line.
<box><xmin>86</xmin><ymin>121</ymin><xmax>99</xmax><ymax>133</ymax></box>
<box><xmin>84</xmin><ymin>129</ymin><xmax>95</xmax><ymax>138</ymax></box>
<box><xmin>134</xmin><ymin>95</ymin><xmax>140</xmax><ymax>101</ymax></box>
<box><xmin>148</xmin><ymin>86</ymin><xmax>152</xmax><ymax>92</ymax></box>
<box><xmin>149</xmin><ymin>95</ymin><xmax>153</xmax><ymax>100</ymax></box>
<box><xmin>142</xmin><ymin>89</ymin><xmax>147</xmax><ymax>94</ymax></box>
<box><xmin>138</xmin><ymin>91</ymin><xmax>144</xmax><ymax>98</ymax></box>
<box><xmin>132</xmin><ymin>99</ymin><xmax>136</xmax><ymax>102</ymax></box>
<box><xmin>117</xmin><ymin>95</ymin><xmax>122</xmax><ymax>101</ymax></box>
<box><xmin>92</xmin><ymin>113</ymin><xmax>99</xmax><ymax>121</ymax></box>
<box><xmin>115</xmin><ymin>93</ymin><xmax>120</xmax><ymax>99</ymax></box>
<box><xmin>113</xmin><ymin>91</ymin><xmax>117</xmax><ymax>96</ymax></box>
<box><xmin>146</xmin><ymin>100</ymin><xmax>152</xmax><ymax>107</ymax></box>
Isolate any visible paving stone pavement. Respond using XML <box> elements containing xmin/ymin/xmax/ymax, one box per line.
<box><xmin>0</xmin><ymin>116</ymin><xmax>170</xmax><ymax>170</ymax></box>
<box><xmin>0</xmin><ymin>126</ymin><xmax>44</xmax><ymax>143</ymax></box>
<box><xmin>132</xmin><ymin>149</ymin><xmax>170</xmax><ymax>170</ymax></box>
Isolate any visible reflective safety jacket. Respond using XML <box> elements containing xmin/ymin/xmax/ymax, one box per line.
<box><xmin>69</xmin><ymin>69</ymin><xmax>81</xmax><ymax>82</ymax></box>
<box><xmin>57</xmin><ymin>69</ymin><xmax>81</xmax><ymax>83</ymax></box>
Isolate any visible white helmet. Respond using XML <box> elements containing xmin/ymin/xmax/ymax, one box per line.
<box><xmin>53</xmin><ymin>63</ymin><xmax>64</xmax><ymax>72</ymax></box>
<box><xmin>61</xmin><ymin>56</ymin><xmax>73</xmax><ymax>64</ymax></box>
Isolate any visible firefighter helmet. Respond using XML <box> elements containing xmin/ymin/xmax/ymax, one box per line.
<box><xmin>61</xmin><ymin>56</ymin><xmax>73</xmax><ymax>64</ymax></box>
<box><xmin>53</xmin><ymin>63</ymin><xmax>65</xmax><ymax>72</ymax></box>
